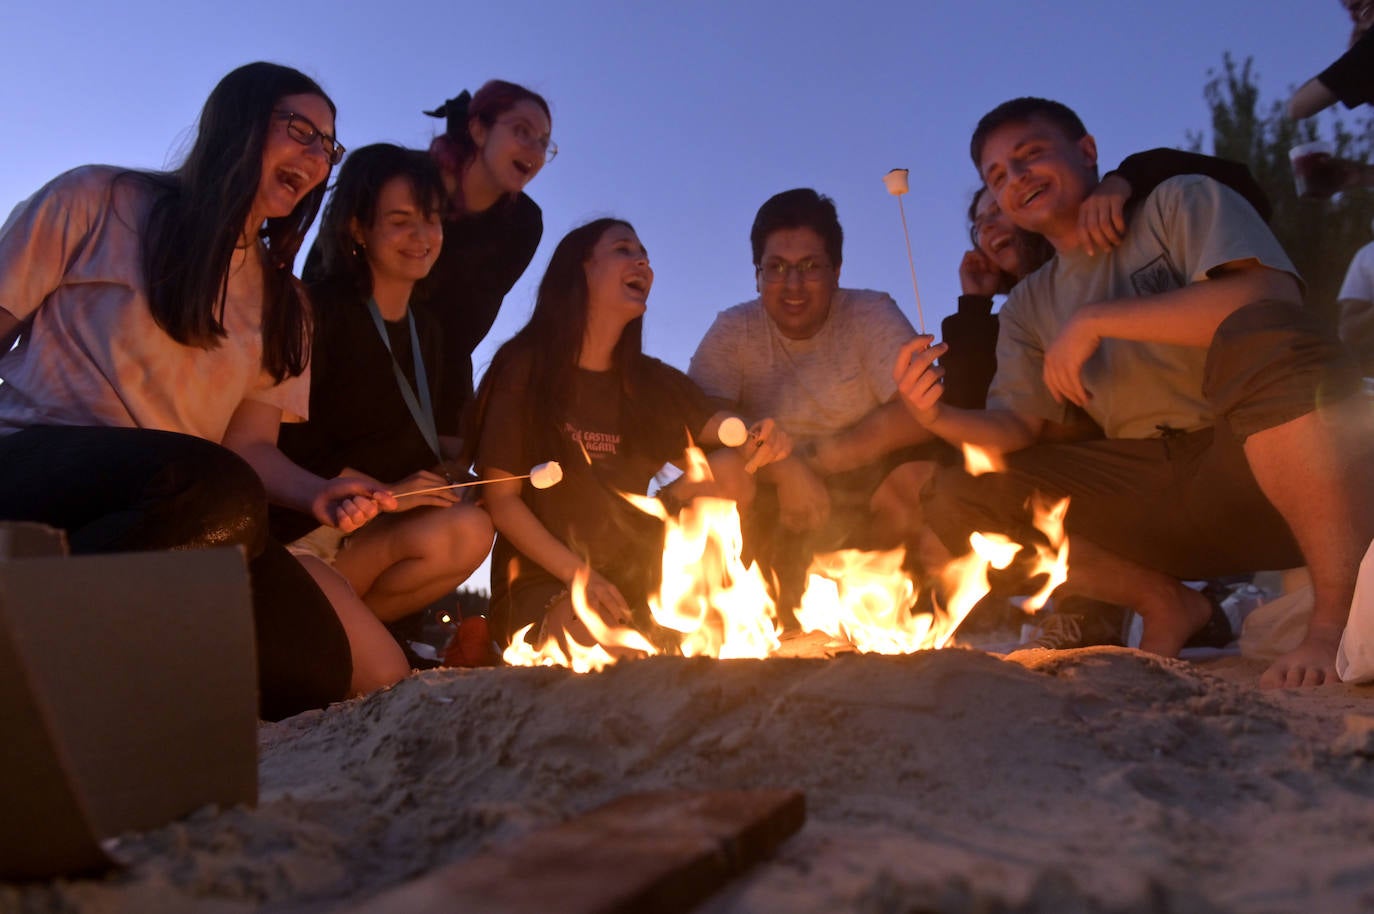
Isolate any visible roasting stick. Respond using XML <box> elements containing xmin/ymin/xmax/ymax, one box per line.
<box><xmin>882</xmin><ymin>168</ymin><xmax>927</xmax><ymax>334</ymax></box>
<box><xmin>395</xmin><ymin>461</ymin><xmax>564</xmax><ymax>498</ymax></box>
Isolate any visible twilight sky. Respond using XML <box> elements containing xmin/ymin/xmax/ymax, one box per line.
<box><xmin>0</xmin><ymin>1</ymin><xmax>1355</xmax><ymax>382</ymax></box>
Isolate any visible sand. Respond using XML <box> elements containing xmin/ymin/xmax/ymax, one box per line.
<box><xmin>3</xmin><ymin>648</ymin><xmax>1374</xmax><ymax>914</ymax></box>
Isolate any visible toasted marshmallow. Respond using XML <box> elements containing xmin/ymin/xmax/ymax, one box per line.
<box><xmin>883</xmin><ymin>168</ymin><xmax>910</xmax><ymax>196</ymax></box>
<box><xmin>530</xmin><ymin>461</ymin><xmax>564</xmax><ymax>490</ymax></box>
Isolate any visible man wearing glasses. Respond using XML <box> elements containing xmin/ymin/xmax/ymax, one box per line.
<box><xmin>689</xmin><ymin>188</ymin><xmax>937</xmax><ymax>619</ymax></box>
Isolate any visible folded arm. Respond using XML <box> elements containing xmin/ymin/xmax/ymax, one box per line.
<box><xmin>1043</xmin><ymin>262</ymin><xmax>1302</xmax><ymax>407</ymax></box>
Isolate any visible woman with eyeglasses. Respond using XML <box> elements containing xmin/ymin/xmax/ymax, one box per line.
<box><xmin>469</xmin><ymin>219</ymin><xmax>782</xmax><ymax>652</ymax></box>
<box><xmin>0</xmin><ymin>62</ymin><xmax>401</xmax><ymax>719</ymax></box>
<box><xmin>420</xmin><ymin>80</ymin><xmax>555</xmax><ymax>442</ymax></box>
<box><xmin>273</xmin><ymin>143</ymin><xmax>494</xmax><ymax>649</ymax></box>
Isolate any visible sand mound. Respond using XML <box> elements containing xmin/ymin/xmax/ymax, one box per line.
<box><xmin>4</xmin><ymin>649</ymin><xmax>1374</xmax><ymax>913</ymax></box>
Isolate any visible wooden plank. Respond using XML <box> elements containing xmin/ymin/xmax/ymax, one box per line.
<box><xmin>340</xmin><ymin>789</ymin><xmax>805</xmax><ymax>914</ymax></box>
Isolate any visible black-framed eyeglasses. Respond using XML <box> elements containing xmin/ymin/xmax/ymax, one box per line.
<box><xmin>757</xmin><ymin>258</ymin><xmax>831</xmax><ymax>284</ymax></box>
<box><xmin>497</xmin><ymin>116</ymin><xmax>558</xmax><ymax>162</ymax></box>
<box><xmin>273</xmin><ymin>110</ymin><xmax>345</xmax><ymax>165</ymax></box>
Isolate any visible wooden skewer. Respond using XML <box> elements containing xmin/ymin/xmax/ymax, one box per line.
<box><xmin>895</xmin><ymin>195</ymin><xmax>927</xmax><ymax>334</ymax></box>
<box><xmin>394</xmin><ymin>475</ymin><xmax>535</xmax><ymax>498</ymax></box>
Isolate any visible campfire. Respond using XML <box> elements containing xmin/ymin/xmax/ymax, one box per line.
<box><xmin>504</xmin><ymin>445</ymin><xmax>1069</xmax><ymax>670</ymax></box>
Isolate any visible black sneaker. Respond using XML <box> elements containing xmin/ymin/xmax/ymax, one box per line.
<box><xmin>1016</xmin><ymin>599</ymin><xmax>1128</xmax><ymax>651</ymax></box>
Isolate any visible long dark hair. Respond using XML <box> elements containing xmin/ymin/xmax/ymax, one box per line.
<box><xmin>142</xmin><ymin>61</ymin><xmax>335</xmax><ymax>381</ymax></box>
<box><xmin>426</xmin><ymin>79</ymin><xmax>550</xmax><ymax>212</ymax></box>
<box><xmin>469</xmin><ymin>218</ymin><xmax>699</xmax><ymax>467</ymax></box>
<box><xmin>313</xmin><ymin>143</ymin><xmax>445</xmax><ymax>299</ymax></box>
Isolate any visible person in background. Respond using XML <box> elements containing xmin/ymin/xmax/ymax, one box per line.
<box><xmin>274</xmin><ymin>144</ymin><xmax>494</xmax><ymax>655</ymax></box>
<box><xmin>416</xmin><ymin>80</ymin><xmax>552</xmax><ymax>437</ymax></box>
<box><xmin>1336</xmin><ymin>230</ymin><xmax>1374</xmax><ymax>373</ymax></box>
<box><xmin>471</xmin><ymin>219</ymin><xmax>777</xmax><ymax>649</ymax></box>
<box><xmin>0</xmin><ymin>62</ymin><xmax>395</xmax><ymax>719</ymax></box>
<box><xmin>1289</xmin><ymin>0</ymin><xmax>1374</xmax><ymax>120</ymax></box>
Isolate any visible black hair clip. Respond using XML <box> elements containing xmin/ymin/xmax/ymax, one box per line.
<box><xmin>423</xmin><ymin>89</ymin><xmax>472</xmax><ymax>139</ymax></box>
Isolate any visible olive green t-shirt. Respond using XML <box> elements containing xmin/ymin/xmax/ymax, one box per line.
<box><xmin>988</xmin><ymin>175</ymin><xmax>1298</xmax><ymax>440</ymax></box>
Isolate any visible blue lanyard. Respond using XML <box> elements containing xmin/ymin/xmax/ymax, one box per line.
<box><xmin>365</xmin><ymin>298</ymin><xmax>441</xmax><ymax>462</ymax></box>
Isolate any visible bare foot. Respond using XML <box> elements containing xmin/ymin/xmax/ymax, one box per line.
<box><xmin>1136</xmin><ymin>584</ymin><xmax>1213</xmax><ymax>657</ymax></box>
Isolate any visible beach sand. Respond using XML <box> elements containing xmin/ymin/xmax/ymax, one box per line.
<box><xmin>4</xmin><ymin>648</ymin><xmax>1373</xmax><ymax>914</ymax></box>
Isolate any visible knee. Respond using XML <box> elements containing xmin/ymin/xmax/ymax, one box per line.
<box><xmin>921</xmin><ymin>463</ymin><xmax>981</xmax><ymax>555</ymax></box>
<box><xmin>148</xmin><ymin>435</ymin><xmax>268</xmax><ymax>553</ymax></box>
<box><xmin>872</xmin><ymin>461</ymin><xmax>936</xmax><ymax>518</ymax></box>
<box><xmin>1206</xmin><ymin>300</ymin><xmax>1361</xmax><ymax>439</ymax></box>
<box><xmin>706</xmin><ymin>448</ymin><xmax>757</xmax><ymax>508</ymax></box>
<box><xmin>445</xmin><ymin>504</ymin><xmax>495</xmax><ymax>565</ymax></box>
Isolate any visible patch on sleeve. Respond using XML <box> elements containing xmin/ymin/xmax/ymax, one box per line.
<box><xmin>1130</xmin><ymin>253</ymin><xmax>1180</xmax><ymax>296</ymax></box>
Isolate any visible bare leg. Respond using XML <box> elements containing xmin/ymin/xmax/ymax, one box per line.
<box><xmin>1054</xmin><ymin>538</ymin><xmax>1213</xmax><ymax>657</ymax></box>
<box><xmin>335</xmin><ymin>504</ymin><xmax>494</xmax><ymax>623</ymax></box>
<box><xmin>296</xmin><ymin>554</ymin><xmax>409</xmax><ymax>695</ymax></box>
<box><xmin>869</xmin><ymin>460</ymin><xmax>937</xmax><ymax>547</ymax></box>
<box><xmin>1244</xmin><ymin>400</ymin><xmax>1374</xmax><ymax>687</ymax></box>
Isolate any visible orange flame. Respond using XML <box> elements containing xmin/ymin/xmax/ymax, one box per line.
<box><xmin>502</xmin><ymin>442</ymin><xmax>1071</xmax><ymax>669</ymax></box>
<box><xmin>501</xmin><ymin>566</ymin><xmax>657</xmax><ymax>672</ymax></box>
<box><xmin>963</xmin><ymin>443</ymin><xmax>1005</xmax><ymax>476</ymax></box>
<box><xmin>644</xmin><ymin>447</ymin><xmax>780</xmax><ymax>658</ymax></box>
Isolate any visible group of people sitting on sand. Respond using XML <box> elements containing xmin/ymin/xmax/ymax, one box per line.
<box><xmin>0</xmin><ymin>49</ymin><xmax>1369</xmax><ymax>720</ymax></box>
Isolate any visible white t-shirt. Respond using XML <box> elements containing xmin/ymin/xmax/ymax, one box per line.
<box><xmin>1339</xmin><ymin>241</ymin><xmax>1374</xmax><ymax>302</ymax></box>
<box><xmin>990</xmin><ymin>175</ymin><xmax>1298</xmax><ymax>440</ymax></box>
<box><xmin>0</xmin><ymin>165</ymin><xmax>308</xmax><ymax>440</ymax></box>
<box><xmin>687</xmin><ymin>288</ymin><xmax>915</xmax><ymax>440</ymax></box>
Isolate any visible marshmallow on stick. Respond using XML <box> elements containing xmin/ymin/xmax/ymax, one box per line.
<box><xmin>395</xmin><ymin>461</ymin><xmax>563</xmax><ymax>498</ymax></box>
<box><xmin>883</xmin><ymin>168</ymin><xmax>927</xmax><ymax>334</ymax></box>
<box><xmin>718</xmin><ymin>416</ymin><xmax>749</xmax><ymax>448</ymax></box>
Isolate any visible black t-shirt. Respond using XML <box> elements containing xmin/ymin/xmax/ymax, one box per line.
<box><xmin>271</xmin><ymin>276</ymin><xmax>445</xmax><ymax>542</ymax></box>
<box><xmin>418</xmin><ymin>193</ymin><xmax>543</xmax><ymax>435</ymax></box>
<box><xmin>476</xmin><ymin>350</ymin><xmax>713</xmax><ymax>636</ymax></box>
<box><xmin>302</xmin><ymin>192</ymin><xmax>542</xmax><ymax>437</ymax></box>
<box><xmin>1319</xmin><ymin>29</ymin><xmax>1374</xmax><ymax>111</ymax></box>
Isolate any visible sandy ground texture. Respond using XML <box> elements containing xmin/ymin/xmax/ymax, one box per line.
<box><xmin>3</xmin><ymin>647</ymin><xmax>1374</xmax><ymax>914</ymax></box>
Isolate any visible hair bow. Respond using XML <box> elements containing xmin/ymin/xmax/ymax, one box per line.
<box><xmin>423</xmin><ymin>89</ymin><xmax>472</xmax><ymax>139</ymax></box>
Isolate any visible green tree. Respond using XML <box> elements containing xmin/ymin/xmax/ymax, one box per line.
<box><xmin>1188</xmin><ymin>53</ymin><xmax>1374</xmax><ymax>329</ymax></box>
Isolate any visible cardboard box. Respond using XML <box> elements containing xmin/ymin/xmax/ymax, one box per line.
<box><xmin>0</xmin><ymin>522</ymin><xmax>258</xmax><ymax>881</ymax></box>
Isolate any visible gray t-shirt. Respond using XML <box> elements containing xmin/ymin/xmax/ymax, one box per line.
<box><xmin>989</xmin><ymin>175</ymin><xmax>1297</xmax><ymax>440</ymax></box>
<box><xmin>688</xmin><ymin>288</ymin><xmax>915</xmax><ymax>439</ymax></box>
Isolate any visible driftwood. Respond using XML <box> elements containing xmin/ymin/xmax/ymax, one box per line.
<box><xmin>340</xmin><ymin>788</ymin><xmax>805</xmax><ymax>914</ymax></box>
